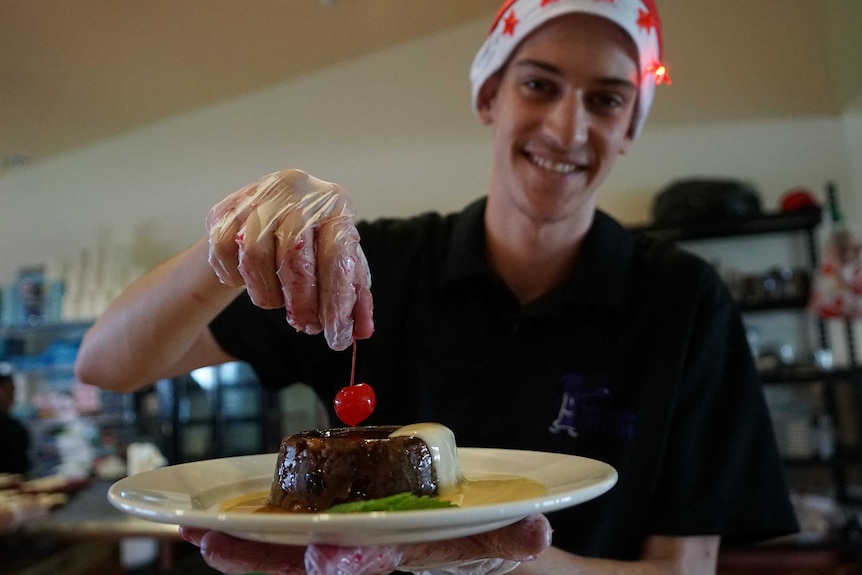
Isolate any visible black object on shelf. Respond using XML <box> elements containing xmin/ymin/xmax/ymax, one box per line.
<box><xmin>630</xmin><ymin>205</ymin><xmax>822</xmax><ymax>242</ymax></box>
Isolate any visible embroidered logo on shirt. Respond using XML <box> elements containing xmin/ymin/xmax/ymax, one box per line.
<box><xmin>549</xmin><ymin>373</ymin><xmax>636</xmax><ymax>439</ymax></box>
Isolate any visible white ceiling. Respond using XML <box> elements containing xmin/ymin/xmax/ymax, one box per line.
<box><xmin>0</xmin><ymin>0</ymin><xmax>501</xmax><ymax>170</ymax></box>
<box><xmin>2</xmin><ymin>0</ymin><xmax>859</xmax><ymax>174</ymax></box>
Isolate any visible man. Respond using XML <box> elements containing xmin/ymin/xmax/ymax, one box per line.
<box><xmin>75</xmin><ymin>1</ymin><xmax>798</xmax><ymax>573</ymax></box>
<box><xmin>0</xmin><ymin>365</ymin><xmax>30</xmax><ymax>476</ymax></box>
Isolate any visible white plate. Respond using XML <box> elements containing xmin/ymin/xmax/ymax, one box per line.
<box><xmin>108</xmin><ymin>448</ymin><xmax>616</xmax><ymax>545</ymax></box>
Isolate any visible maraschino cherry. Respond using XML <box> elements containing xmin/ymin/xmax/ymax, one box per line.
<box><xmin>334</xmin><ymin>339</ymin><xmax>376</xmax><ymax>426</ymax></box>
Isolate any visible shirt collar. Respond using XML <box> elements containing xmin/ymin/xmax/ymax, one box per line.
<box><xmin>438</xmin><ymin>197</ymin><xmax>492</xmax><ymax>288</ymax></box>
<box><xmin>565</xmin><ymin>210</ymin><xmax>635</xmax><ymax>314</ymax></box>
<box><xmin>437</xmin><ymin>198</ymin><xmax>636</xmax><ymax>315</ymax></box>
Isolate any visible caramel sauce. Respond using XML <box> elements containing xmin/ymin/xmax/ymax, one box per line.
<box><xmin>218</xmin><ymin>474</ymin><xmax>546</xmax><ymax>514</ymax></box>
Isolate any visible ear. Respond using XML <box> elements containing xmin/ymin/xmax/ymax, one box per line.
<box><xmin>619</xmin><ymin>135</ymin><xmax>634</xmax><ymax>155</ymax></box>
<box><xmin>476</xmin><ymin>73</ymin><xmax>502</xmax><ymax>125</ymax></box>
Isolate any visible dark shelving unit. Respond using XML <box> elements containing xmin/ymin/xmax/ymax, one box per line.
<box><xmin>0</xmin><ymin>321</ymin><xmax>138</xmax><ymax>478</ymax></box>
<box><xmin>630</xmin><ymin>200</ymin><xmax>862</xmax><ymax>569</ymax></box>
<box><xmin>136</xmin><ymin>362</ymin><xmax>277</xmax><ymax>464</ymax></box>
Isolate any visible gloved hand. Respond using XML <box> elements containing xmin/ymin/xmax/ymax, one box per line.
<box><xmin>206</xmin><ymin>169</ymin><xmax>374</xmax><ymax>351</ymax></box>
<box><xmin>180</xmin><ymin>514</ymin><xmax>552</xmax><ymax>575</ymax></box>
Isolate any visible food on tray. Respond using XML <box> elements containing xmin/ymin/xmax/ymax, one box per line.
<box><xmin>19</xmin><ymin>474</ymin><xmax>90</xmax><ymax>494</ymax></box>
<box><xmin>268</xmin><ymin>422</ymin><xmax>463</xmax><ymax>513</ymax></box>
<box><xmin>0</xmin><ymin>489</ymin><xmax>68</xmax><ymax>513</ymax></box>
<box><xmin>0</xmin><ymin>473</ymin><xmax>22</xmax><ymax>489</ymax></box>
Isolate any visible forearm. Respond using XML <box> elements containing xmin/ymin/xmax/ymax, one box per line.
<box><xmin>514</xmin><ymin>536</ymin><xmax>719</xmax><ymax>575</ymax></box>
<box><xmin>75</xmin><ymin>237</ymin><xmax>244</xmax><ymax>392</ymax></box>
<box><xmin>515</xmin><ymin>549</ymin><xmax>683</xmax><ymax>575</ymax></box>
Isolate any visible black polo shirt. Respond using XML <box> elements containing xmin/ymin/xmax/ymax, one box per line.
<box><xmin>210</xmin><ymin>197</ymin><xmax>798</xmax><ymax>559</ymax></box>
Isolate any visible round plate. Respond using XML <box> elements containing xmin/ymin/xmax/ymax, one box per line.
<box><xmin>108</xmin><ymin>448</ymin><xmax>616</xmax><ymax>545</ymax></box>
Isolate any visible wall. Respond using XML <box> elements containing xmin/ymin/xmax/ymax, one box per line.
<box><xmin>0</xmin><ymin>16</ymin><xmax>859</xmax><ymax>287</ymax></box>
<box><xmin>826</xmin><ymin>1</ymin><xmax>862</xmax><ymax>112</ymax></box>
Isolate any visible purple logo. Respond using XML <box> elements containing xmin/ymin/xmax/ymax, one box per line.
<box><xmin>549</xmin><ymin>373</ymin><xmax>636</xmax><ymax>439</ymax></box>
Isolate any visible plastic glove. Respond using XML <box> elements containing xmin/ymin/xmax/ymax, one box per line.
<box><xmin>180</xmin><ymin>514</ymin><xmax>551</xmax><ymax>575</ymax></box>
<box><xmin>307</xmin><ymin>546</ymin><xmax>521</xmax><ymax>575</ymax></box>
<box><xmin>206</xmin><ymin>169</ymin><xmax>373</xmax><ymax>351</ymax></box>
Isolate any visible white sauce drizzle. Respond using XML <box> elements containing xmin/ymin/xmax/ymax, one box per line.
<box><xmin>389</xmin><ymin>423</ymin><xmax>464</xmax><ymax>488</ymax></box>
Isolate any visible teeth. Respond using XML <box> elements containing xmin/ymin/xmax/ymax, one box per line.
<box><xmin>528</xmin><ymin>153</ymin><xmax>577</xmax><ymax>174</ymax></box>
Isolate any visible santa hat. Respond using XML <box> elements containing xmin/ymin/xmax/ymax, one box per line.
<box><xmin>470</xmin><ymin>0</ymin><xmax>670</xmax><ymax>138</ymax></box>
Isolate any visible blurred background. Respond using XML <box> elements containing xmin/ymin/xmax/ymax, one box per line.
<box><xmin>1</xmin><ymin>1</ymin><xmax>861</xmax><ymax>574</ymax></box>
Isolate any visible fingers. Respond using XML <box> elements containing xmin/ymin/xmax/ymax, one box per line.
<box><xmin>276</xmin><ymin>219</ymin><xmax>322</xmax><ymax>336</ymax></box>
<box><xmin>198</xmin><ymin>530</ymin><xmax>307</xmax><ymax>575</ymax></box>
<box><xmin>206</xmin><ymin>168</ymin><xmax>374</xmax><ymax>350</ymax></box>
<box><xmin>397</xmin><ymin>515</ymin><xmax>553</xmax><ymax>569</ymax></box>
<box><xmin>238</xmin><ymin>209</ymin><xmax>284</xmax><ymax>309</ymax></box>
<box><xmin>317</xmin><ymin>218</ymin><xmax>364</xmax><ymax>351</ymax></box>
<box><xmin>206</xmin><ymin>182</ymin><xmax>257</xmax><ymax>287</ymax></box>
<box><xmin>179</xmin><ymin>516</ymin><xmax>550</xmax><ymax>575</ymax></box>
<box><xmin>178</xmin><ymin>525</ymin><xmax>207</xmax><ymax>546</ymax></box>
<box><xmin>304</xmin><ymin>516</ymin><xmax>552</xmax><ymax>575</ymax></box>
<box><xmin>352</xmin><ymin>281</ymin><xmax>375</xmax><ymax>341</ymax></box>
<box><xmin>305</xmin><ymin>544</ymin><xmax>402</xmax><ymax>575</ymax></box>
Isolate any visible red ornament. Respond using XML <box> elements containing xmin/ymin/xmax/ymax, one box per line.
<box><xmin>781</xmin><ymin>188</ymin><xmax>817</xmax><ymax>212</ymax></box>
<box><xmin>334</xmin><ymin>383</ymin><xmax>377</xmax><ymax>426</ymax></box>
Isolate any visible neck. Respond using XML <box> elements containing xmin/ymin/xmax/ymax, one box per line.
<box><xmin>484</xmin><ymin>197</ymin><xmax>594</xmax><ymax>304</ymax></box>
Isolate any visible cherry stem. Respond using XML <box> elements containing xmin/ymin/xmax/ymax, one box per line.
<box><xmin>350</xmin><ymin>337</ymin><xmax>357</xmax><ymax>387</ymax></box>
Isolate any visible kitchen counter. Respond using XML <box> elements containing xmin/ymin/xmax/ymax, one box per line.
<box><xmin>21</xmin><ymin>479</ymin><xmax>181</xmax><ymax>540</ymax></box>
<box><xmin>6</xmin><ymin>479</ymin><xmax>187</xmax><ymax>574</ymax></box>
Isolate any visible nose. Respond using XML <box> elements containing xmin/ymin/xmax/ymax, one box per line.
<box><xmin>543</xmin><ymin>92</ymin><xmax>588</xmax><ymax>149</ymax></box>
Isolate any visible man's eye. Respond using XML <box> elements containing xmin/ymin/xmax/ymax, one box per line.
<box><xmin>590</xmin><ymin>93</ymin><xmax>625</xmax><ymax>111</ymax></box>
<box><xmin>522</xmin><ymin>79</ymin><xmax>556</xmax><ymax>96</ymax></box>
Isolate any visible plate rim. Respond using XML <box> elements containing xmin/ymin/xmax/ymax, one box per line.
<box><xmin>108</xmin><ymin>447</ymin><xmax>617</xmax><ymax>544</ymax></box>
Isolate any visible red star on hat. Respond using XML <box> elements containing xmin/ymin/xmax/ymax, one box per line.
<box><xmin>503</xmin><ymin>10</ymin><xmax>520</xmax><ymax>36</ymax></box>
<box><xmin>637</xmin><ymin>6</ymin><xmax>659</xmax><ymax>34</ymax></box>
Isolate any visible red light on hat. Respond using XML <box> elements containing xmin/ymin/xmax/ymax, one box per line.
<box><xmin>649</xmin><ymin>63</ymin><xmax>671</xmax><ymax>85</ymax></box>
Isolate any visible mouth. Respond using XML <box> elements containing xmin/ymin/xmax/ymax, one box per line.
<box><xmin>524</xmin><ymin>151</ymin><xmax>583</xmax><ymax>175</ymax></box>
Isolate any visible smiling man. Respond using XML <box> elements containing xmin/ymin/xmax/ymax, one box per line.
<box><xmin>76</xmin><ymin>1</ymin><xmax>798</xmax><ymax>574</ymax></box>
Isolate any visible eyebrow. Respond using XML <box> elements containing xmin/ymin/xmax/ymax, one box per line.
<box><xmin>514</xmin><ymin>59</ymin><xmax>638</xmax><ymax>91</ymax></box>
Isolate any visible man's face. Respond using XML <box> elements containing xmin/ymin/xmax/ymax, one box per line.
<box><xmin>478</xmin><ymin>14</ymin><xmax>639</xmax><ymax>225</ymax></box>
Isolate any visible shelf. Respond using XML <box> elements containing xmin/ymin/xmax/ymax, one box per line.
<box><xmin>0</xmin><ymin>320</ymin><xmax>94</xmax><ymax>338</ymax></box>
<box><xmin>628</xmin><ymin>207</ymin><xmax>822</xmax><ymax>241</ymax></box>
<box><xmin>740</xmin><ymin>296</ymin><xmax>811</xmax><ymax>312</ymax></box>
<box><xmin>178</xmin><ymin>415</ymin><xmax>263</xmax><ymax>425</ymax></box>
<box><xmin>7</xmin><ymin>362</ymin><xmax>77</xmax><ymax>377</ymax></box>
<box><xmin>784</xmin><ymin>456</ymin><xmax>836</xmax><ymax>467</ymax></box>
<box><xmin>759</xmin><ymin>365</ymin><xmax>862</xmax><ymax>384</ymax></box>
<box><xmin>28</xmin><ymin>413</ymin><xmax>129</xmax><ymax>429</ymax></box>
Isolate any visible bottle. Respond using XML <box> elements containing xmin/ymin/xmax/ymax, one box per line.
<box><xmin>815</xmin><ymin>414</ymin><xmax>836</xmax><ymax>460</ymax></box>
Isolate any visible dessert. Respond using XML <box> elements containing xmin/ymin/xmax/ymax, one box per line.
<box><xmin>268</xmin><ymin>422</ymin><xmax>462</xmax><ymax>513</ymax></box>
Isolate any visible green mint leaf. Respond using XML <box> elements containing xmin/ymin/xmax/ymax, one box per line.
<box><xmin>327</xmin><ymin>492</ymin><xmax>457</xmax><ymax>513</ymax></box>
